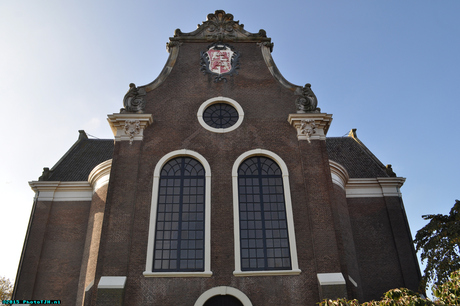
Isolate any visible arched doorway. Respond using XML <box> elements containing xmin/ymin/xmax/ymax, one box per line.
<box><xmin>194</xmin><ymin>286</ymin><xmax>252</xmax><ymax>306</ymax></box>
<box><xmin>203</xmin><ymin>294</ymin><xmax>243</xmax><ymax>306</ymax></box>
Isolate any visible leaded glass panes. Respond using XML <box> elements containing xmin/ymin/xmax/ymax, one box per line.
<box><xmin>153</xmin><ymin>157</ymin><xmax>205</xmax><ymax>272</ymax></box>
<box><xmin>238</xmin><ymin>156</ymin><xmax>291</xmax><ymax>271</ymax></box>
<box><xmin>203</xmin><ymin>103</ymin><xmax>239</xmax><ymax>129</ymax></box>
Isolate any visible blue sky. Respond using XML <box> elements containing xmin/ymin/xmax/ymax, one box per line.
<box><xmin>1</xmin><ymin>1</ymin><xmax>459</xmax><ymax>288</ymax></box>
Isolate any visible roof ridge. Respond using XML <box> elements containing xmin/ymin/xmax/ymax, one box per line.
<box><xmin>347</xmin><ymin>128</ymin><xmax>387</xmax><ymax>170</ymax></box>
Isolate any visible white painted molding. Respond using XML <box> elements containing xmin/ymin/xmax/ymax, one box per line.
<box><xmin>329</xmin><ymin>160</ymin><xmax>349</xmax><ymax>190</ymax></box>
<box><xmin>233</xmin><ymin>269</ymin><xmax>301</xmax><ymax>277</ymax></box>
<box><xmin>346</xmin><ymin>177</ymin><xmax>405</xmax><ymax>198</ymax></box>
<box><xmin>143</xmin><ymin>271</ymin><xmax>212</xmax><ymax>278</ymax></box>
<box><xmin>194</xmin><ymin>286</ymin><xmax>253</xmax><ymax>306</ymax></box>
<box><xmin>144</xmin><ymin>149</ymin><xmax>212</xmax><ymax>277</ymax></box>
<box><xmin>348</xmin><ymin>275</ymin><xmax>358</xmax><ymax>287</ymax></box>
<box><xmin>197</xmin><ymin>96</ymin><xmax>244</xmax><ymax>133</ymax></box>
<box><xmin>317</xmin><ymin>273</ymin><xmax>346</xmax><ymax>286</ymax></box>
<box><xmin>107</xmin><ymin>113</ymin><xmax>153</xmax><ymax>143</ymax></box>
<box><xmin>88</xmin><ymin>159</ymin><xmax>112</xmax><ymax>192</ymax></box>
<box><xmin>85</xmin><ymin>280</ymin><xmax>94</xmax><ymax>292</ymax></box>
<box><xmin>29</xmin><ymin>181</ymin><xmax>92</xmax><ymax>201</ymax></box>
<box><xmin>232</xmin><ymin>149</ymin><xmax>300</xmax><ymax>276</ymax></box>
<box><xmin>288</xmin><ymin>113</ymin><xmax>333</xmax><ymax>141</ymax></box>
<box><xmin>97</xmin><ymin>276</ymin><xmax>126</xmax><ymax>289</ymax></box>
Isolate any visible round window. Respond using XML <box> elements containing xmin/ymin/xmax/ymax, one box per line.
<box><xmin>203</xmin><ymin>103</ymin><xmax>239</xmax><ymax>129</ymax></box>
<box><xmin>197</xmin><ymin>97</ymin><xmax>244</xmax><ymax>133</ymax></box>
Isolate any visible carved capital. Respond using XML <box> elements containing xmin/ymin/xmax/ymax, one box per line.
<box><xmin>300</xmin><ymin>119</ymin><xmax>316</xmax><ymax>143</ymax></box>
<box><xmin>288</xmin><ymin>113</ymin><xmax>333</xmax><ymax>141</ymax></box>
<box><xmin>107</xmin><ymin>113</ymin><xmax>153</xmax><ymax>144</ymax></box>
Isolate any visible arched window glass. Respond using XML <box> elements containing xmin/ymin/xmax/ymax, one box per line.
<box><xmin>153</xmin><ymin>157</ymin><xmax>206</xmax><ymax>272</ymax></box>
<box><xmin>238</xmin><ymin>156</ymin><xmax>291</xmax><ymax>271</ymax></box>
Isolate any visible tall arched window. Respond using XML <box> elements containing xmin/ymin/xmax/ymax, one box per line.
<box><xmin>238</xmin><ymin>156</ymin><xmax>291</xmax><ymax>271</ymax></box>
<box><xmin>144</xmin><ymin>150</ymin><xmax>212</xmax><ymax>277</ymax></box>
<box><xmin>232</xmin><ymin>149</ymin><xmax>300</xmax><ymax>276</ymax></box>
<box><xmin>154</xmin><ymin>157</ymin><xmax>205</xmax><ymax>272</ymax></box>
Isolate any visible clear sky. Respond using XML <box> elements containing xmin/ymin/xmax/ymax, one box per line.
<box><xmin>1</xmin><ymin>0</ymin><xmax>459</xmax><ymax>287</ymax></box>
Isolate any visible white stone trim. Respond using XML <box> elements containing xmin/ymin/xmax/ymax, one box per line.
<box><xmin>85</xmin><ymin>280</ymin><xmax>94</xmax><ymax>292</ymax></box>
<box><xmin>197</xmin><ymin>96</ymin><xmax>244</xmax><ymax>133</ymax></box>
<box><xmin>88</xmin><ymin>159</ymin><xmax>112</xmax><ymax>192</ymax></box>
<box><xmin>107</xmin><ymin>113</ymin><xmax>153</xmax><ymax>143</ymax></box>
<box><xmin>232</xmin><ymin>149</ymin><xmax>300</xmax><ymax>276</ymax></box>
<box><xmin>345</xmin><ymin>177</ymin><xmax>405</xmax><ymax>198</ymax></box>
<box><xmin>194</xmin><ymin>286</ymin><xmax>252</xmax><ymax>306</ymax></box>
<box><xmin>329</xmin><ymin>160</ymin><xmax>349</xmax><ymax>190</ymax></box>
<box><xmin>144</xmin><ymin>149</ymin><xmax>212</xmax><ymax>277</ymax></box>
<box><xmin>29</xmin><ymin>181</ymin><xmax>92</xmax><ymax>201</ymax></box>
<box><xmin>288</xmin><ymin>113</ymin><xmax>333</xmax><ymax>141</ymax></box>
<box><xmin>348</xmin><ymin>275</ymin><xmax>358</xmax><ymax>287</ymax></box>
<box><xmin>317</xmin><ymin>273</ymin><xmax>346</xmax><ymax>286</ymax></box>
<box><xmin>97</xmin><ymin>276</ymin><xmax>126</xmax><ymax>289</ymax></box>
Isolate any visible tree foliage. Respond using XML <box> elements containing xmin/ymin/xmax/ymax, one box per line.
<box><xmin>414</xmin><ymin>199</ymin><xmax>460</xmax><ymax>290</ymax></box>
<box><xmin>318</xmin><ymin>269</ymin><xmax>460</xmax><ymax>306</ymax></box>
<box><xmin>0</xmin><ymin>276</ymin><xmax>13</xmax><ymax>300</ymax></box>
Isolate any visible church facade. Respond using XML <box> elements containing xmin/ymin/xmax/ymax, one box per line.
<box><xmin>14</xmin><ymin>11</ymin><xmax>420</xmax><ymax>305</ymax></box>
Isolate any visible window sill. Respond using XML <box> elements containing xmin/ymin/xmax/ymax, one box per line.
<box><xmin>143</xmin><ymin>271</ymin><xmax>213</xmax><ymax>278</ymax></box>
<box><xmin>233</xmin><ymin>269</ymin><xmax>301</xmax><ymax>277</ymax></box>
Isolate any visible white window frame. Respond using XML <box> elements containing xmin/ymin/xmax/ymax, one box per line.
<box><xmin>232</xmin><ymin>149</ymin><xmax>301</xmax><ymax>276</ymax></box>
<box><xmin>197</xmin><ymin>96</ymin><xmax>244</xmax><ymax>133</ymax></box>
<box><xmin>143</xmin><ymin>149</ymin><xmax>212</xmax><ymax>277</ymax></box>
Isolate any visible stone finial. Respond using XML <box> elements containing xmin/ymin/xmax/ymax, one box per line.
<box><xmin>170</xmin><ymin>10</ymin><xmax>270</xmax><ymax>43</ymax></box>
<box><xmin>295</xmin><ymin>83</ymin><xmax>320</xmax><ymax>113</ymax></box>
<box><xmin>385</xmin><ymin>165</ymin><xmax>397</xmax><ymax>177</ymax></box>
<box><xmin>121</xmin><ymin>83</ymin><xmax>146</xmax><ymax>114</ymax></box>
<box><xmin>39</xmin><ymin>167</ymin><xmax>52</xmax><ymax>181</ymax></box>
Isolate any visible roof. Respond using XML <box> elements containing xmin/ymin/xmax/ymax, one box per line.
<box><xmin>40</xmin><ymin>131</ymin><xmax>114</xmax><ymax>182</ymax></box>
<box><xmin>38</xmin><ymin>130</ymin><xmax>391</xmax><ymax>182</ymax></box>
<box><xmin>326</xmin><ymin>136</ymin><xmax>389</xmax><ymax>178</ymax></box>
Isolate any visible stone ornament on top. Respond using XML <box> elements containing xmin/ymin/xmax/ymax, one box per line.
<box><xmin>295</xmin><ymin>83</ymin><xmax>320</xmax><ymax>113</ymax></box>
<box><xmin>121</xmin><ymin>83</ymin><xmax>146</xmax><ymax>114</ymax></box>
<box><xmin>171</xmin><ymin>10</ymin><xmax>270</xmax><ymax>42</ymax></box>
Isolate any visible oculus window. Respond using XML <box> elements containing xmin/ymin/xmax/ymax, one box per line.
<box><xmin>238</xmin><ymin>156</ymin><xmax>291</xmax><ymax>271</ymax></box>
<box><xmin>203</xmin><ymin>103</ymin><xmax>238</xmax><ymax>129</ymax></box>
<box><xmin>153</xmin><ymin>157</ymin><xmax>206</xmax><ymax>272</ymax></box>
<box><xmin>197</xmin><ymin>96</ymin><xmax>244</xmax><ymax>133</ymax></box>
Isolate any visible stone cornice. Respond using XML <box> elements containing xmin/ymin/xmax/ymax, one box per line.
<box><xmin>107</xmin><ymin>113</ymin><xmax>153</xmax><ymax>144</ymax></box>
<box><xmin>88</xmin><ymin>159</ymin><xmax>112</xmax><ymax>192</ymax></box>
<box><xmin>29</xmin><ymin>181</ymin><xmax>92</xmax><ymax>201</ymax></box>
<box><xmin>288</xmin><ymin>113</ymin><xmax>333</xmax><ymax>141</ymax></box>
<box><xmin>346</xmin><ymin>177</ymin><xmax>406</xmax><ymax>198</ymax></box>
<box><xmin>329</xmin><ymin>160</ymin><xmax>350</xmax><ymax>190</ymax></box>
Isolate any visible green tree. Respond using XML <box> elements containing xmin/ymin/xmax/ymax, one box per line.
<box><xmin>0</xmin><ymin>276</ymin><xmax>13</xmax><ymax>300</ymax></box>
<box><xmin>414</xmin><ymin>199</ymin><xmax>460</xmax><ymax>290</ymax></box>
<box><xmin>319</xmin><ymin>269</ymin><xmax>460</xmax><ymax>305</ymax></box>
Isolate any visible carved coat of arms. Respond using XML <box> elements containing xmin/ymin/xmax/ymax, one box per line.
<box><xmin>200</xmin><ymin>43</ymin><xmax>240</xmax><ymax>82</ymax></box>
